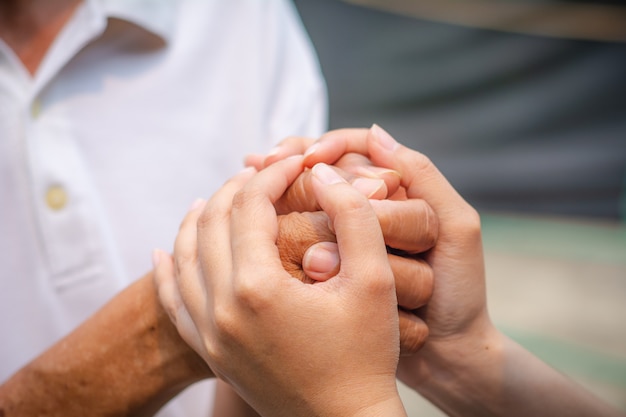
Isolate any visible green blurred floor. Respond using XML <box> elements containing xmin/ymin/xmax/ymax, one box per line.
<box><xmin>400</xmin><ymin>213</ymin><xmax>626</xmax><ymax>415</ymax></box>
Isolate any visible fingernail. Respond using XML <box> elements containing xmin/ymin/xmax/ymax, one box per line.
<box><xmin>303</xmin><ymin>242</ymin><xmax>340</xmax><ymax>276</ymax></box>
<box><xmin>352</xmin><ymin>177</ymin><xmax>385</xmax><ymax>198</ymax></box>
<box><xmin>355</xmin><ymin>165</ymin><xmax>401</xmax><ymax>180</ymax></box>
<box><xmin>152</xmin><ymin>248</ymin><xmax>163</xmax><ymax>268</ymax></box>
<box><xmin>266</xmin><ymin>145</ymin><xmax>282</xmax><ymax>158</ymax></box>
<box><xmin>303</xmin><ymin>143</ymin><xmax>319</xmax><ymax>158</ymax></box>
<box><xmin>188</xmin><ymin>198</ymin><xmax>205</xmax><ymax>211</ymax></box>
<box><xmin>239</xmin><ymin>166</ymin><xmax>257</xmax><ymax>174</ymax></box>
<box><xmin>312</xmin><ymin>163</ymin><xmax>346</xmax><ymax>185</ymax></box>
<box><xmin>371</xmin><ymin>124</ymin><xmax>398</xmax><ymax>151</ymax></box>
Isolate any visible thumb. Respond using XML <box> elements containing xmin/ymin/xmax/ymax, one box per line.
<box><xmin>302</xmin><ymin>242</ymin><xmax>340</xmax><ymax>282</ymax></box>
<box><xmin>366</xmin><ymin>124</ymin><xmax>470</xmax><ymax>220</ymax></box>
<box><xmin>310</xmin><ymin>163</ymin><xmax>394</xmax><ymax>293</ymax></box>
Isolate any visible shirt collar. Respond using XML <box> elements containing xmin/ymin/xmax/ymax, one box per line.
<box><xmin>87</xmin><ymin>0</ymin><xmax>176</xmax><ymax>45</ymax></box>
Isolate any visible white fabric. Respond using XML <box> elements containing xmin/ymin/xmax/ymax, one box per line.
<box><xmin>0</xmin><ymin>0</ymin><xmax>327</xmax><ymax>415</ymax></box>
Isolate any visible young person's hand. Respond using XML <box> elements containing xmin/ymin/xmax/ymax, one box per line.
<box><xmin>249</xmin><ymin>137</ymin><xmax>438</xmax><ymax>354</ymax></box>
<box><xmin>155</xmin><ymin>157</ymin><xmax>407</xmax><ymax>417</ymax></box>
<box><xmin>303</xmin><ymin>125</ymin><xmax>624</xmax><ymax>417</ymax></box>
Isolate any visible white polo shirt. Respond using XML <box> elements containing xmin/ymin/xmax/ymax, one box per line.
<box><xmin>0</xmin><ymin>0</ymin><xmax>326</xmax><ymax>415</ymax></box>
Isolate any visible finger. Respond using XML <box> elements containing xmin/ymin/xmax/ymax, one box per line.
<box><xmin>365</xmin><ymin>125</ymin><xmax>484</xmax><ymax>257</ymax></box>
<box><xmin>244</xmin><ymin>153</ymin><xmax>264</xmax><ymax>170</ymax></box>
<box><xmin>152</xmin><ymin>248</ymin><xmax>200</xmax><ymax>352</ymax></box>
<box><xmin>263</xmin><ymin>136</ymin><xmax>315</xmax><ymax>167</ymax></box>
<box><xmin>246</xmin><ymin>133</ymin><xmax>315</xmax><ymax>170</ymax></box>
<box><xmin>173</xmin><ymin>198</ymin><xmax>206</xmax><ymax>284</ymax></box>
<box><xmin>153</xmin><ymin>249</ymin><xmax>183</xmax><ymax>326</ymax></box>
<box><xmin>196</xmin><ymin>167</ymin><xmax>258</xmax><ymax>302</ymax></box>
<box><xmin>275</xmin><ymin>166</ymin><xmax>387</xmax><ymax>214</ymax></box>
<box><xmin>303</xmin><ymin>125</ymin><xmax>475</xmax><ymax>242</ymax></box>
<box><xmin>371</xmin><ymin>199</ymin><xmax>438</xmax><ymax>254</ymax></box>
<box><xmin>310</xmin><ymin>163</ymin><xmax>393</xmax><ymax>294</ymax></box>
<box><xmin>302</xmin><ymin>241</ymin><xmax>340</xmax><ymax>282</ymax></box>
<box><xmin>172</xmin><ymin>199</ymin><xmax>210</xmax><ymax>322</ymax></box>
<box><xmin>389</xmin><ymin>255</ymin><xmax>433</xmax><ymax>310</ymax></box>
<box><xmin>276</xmin><ymin>211</ymin><xmax>337</xmax><ymax>283</ymax></box>
<box><xmin>366</xmin><ymin>125</ymin><xmax>470</xmax><ymax>214</ymax></box>
<box><xmin>303</xmin><ymin>242</ymin><xmax>434</xmax><ymax>308</ymax></box>
<box><xmin>229</xmin><ymin>156</ymin><xmax>305</xmax><ymax>288</ymax></box>
<box><xmin>398</xmin><ymin>310</ymin><xmax>429</xmax><ymax>356</ymax></box>
<box><xmin>303</xmin><ymin>128</ymin><xmax>370</xmax><ymax>167</ymax></box>
<box><xmin>305</xmin><ymin>126</ymin><xmax>470</xmax><ymax>221</ymax></box>
<box><xmin>333</xmin><ymin>153</ymin><xmax>401</xmax><ymax>198</ymax></box>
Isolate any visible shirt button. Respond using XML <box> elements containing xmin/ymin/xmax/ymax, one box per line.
<box><xmin>31</xmin><ymin>99</ymin><xmax>42</xmax><ymax>119</ymax></box>
<box><xmin>46</xmin><ymin>185</ymin><xmax>68</xmax><ymax>211</ymax></box>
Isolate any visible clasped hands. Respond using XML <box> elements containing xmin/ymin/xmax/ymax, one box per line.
<box><xmin>2</xmin><ymin>126</ymin><xmax>617</xmax><ymax>417</ymax></box>
<box><xmin>154</xmin><ymin>124</ymin><xmax>489</xmax><ymax>417</ymax></box>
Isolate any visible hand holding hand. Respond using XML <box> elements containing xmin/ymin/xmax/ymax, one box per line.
<box><xmin>302</xmin><ymin>126</ymin><xmax>491</xmax><ymax>382</ymax></box>
<box><xmin>302</xmin><ymin>125</ymin><xmax>624</xmax><ymax>417</ymax></box>
<box><xmin>250</xmin><ymin>137</ymin><xmax>438</xmax><ymax>354</ymax></box>
<box><xmin>155</xmin><ymin>157</ymin><xmax>407</xmax><ymax>417</ymax></box>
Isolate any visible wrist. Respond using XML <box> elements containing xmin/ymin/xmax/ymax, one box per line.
<box><xmin>0</xmin><ymin>273</ymin><xmax>212</xmax><ymax>417</ymax></box>
<box><xmin>329</xmin><ymin>378</ymin><xmax>407</xmax><ymax>417</ymax></box>
<box><xmin>349</xmin><ymin>394</ymin><xmax>408</xmax><ymax>417</ymax></box>
<box><xmin>411</xmin><ymin>322</ymin><xmax>507</xmax><ymax>417</ymax></box>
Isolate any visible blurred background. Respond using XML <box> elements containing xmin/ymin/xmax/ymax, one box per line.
<box><xmin>293</xmin><ymin>0</ymin><xmax>626</xmax><ymax>414</ymax></box>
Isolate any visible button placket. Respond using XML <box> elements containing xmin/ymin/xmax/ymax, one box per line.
<box><xmin>25</xmin><ymin>98</ymin><xmax>102</xmax><ymax>283</ymax></box>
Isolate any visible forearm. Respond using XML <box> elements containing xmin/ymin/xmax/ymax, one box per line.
<box><xmin>415</xmin><ymin>327</ymin><xmax>623</xmax><ymax>417</ymax></box>
<box><xmin>0</xmin><ymin>272</ymin><xmax>211</xmax><ymax>417</ymax></box>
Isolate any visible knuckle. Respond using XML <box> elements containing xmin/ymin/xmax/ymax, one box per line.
<box><xmin>419</xmin><ymin>264</ymin><xmax>434</xmax><ymax>302</ymax></box>
<box><xmin>233</xmin><ymin>268</ymin><xmax>275</xmax><ymax>312</ymax></box>
<box><xmin>197</xmin><ymin>202</ymin><xmax>223</xmax><ymax>231</ymax></box>
<box><xmin>401</xmin><ymin>151</ymin><xmax>434</xmax><ymax>180</ymax></box>
<box><xmin>364</xmin><ymin>264</ymin><xmax>396</xmax><ymax>296</ymax></box>
<box><xmin>276</xmin><ymin>212</ymin><xmax>315</xmax><ymax>247</ymax></box>
<box><xmin>457</xmin><ymin>205</ymin><xmax>482</xmax><ymax>239</ymax></box>
<box><xmin>203</xmin><ymin>336</ymin><xmax>228</xmax><ymax>372</ymax></box>
<box><xmin>230</xmin><ymin>187</ymin><xmax>267</xmax><ymax>214</ymax></box>
<box><xmin>232</xmin><ymin>278</ymin><xmax>258</xmax><ymax>306</ymax></box>
<box><xmin>393</xmin><ymin>257</ymin><xmax>434</xmax><ymax>310</ymax></box>
<box><xmin>419</xmin><ymin>202</ymin><xmax>439</xmax><ymax>249</ymax></box>
<box><xmin>277</xmin><ymin>172</ymin><xmax>315</xmax><ymax>213</ymax></box>
<box><xmin>173</xmin><ymin>254</ymin><xmax>195</xmax><ymax>277</ymax></box>
<box><xmin>399</xmin><ymin>316</ymin><xmax>429</xmax><ymax>355</ymax></box>
<box><xmin>212</xmin><ymin>302</ymin><xmax>238</xmax><ymax>341</ymax></box>
<box><xmin>337</xmin><ymin>191</ymin><xmax>371</xmax><ymax>215</ymax></box>
<box><xmin>230</xmin><ymin>189</ymin><xmax>249</xmax><ymax>212</ymax></box>
<box><xmin>413</xmin><ymin>152</ymin><xmax>434</xmax><ymax>171</ymax></box>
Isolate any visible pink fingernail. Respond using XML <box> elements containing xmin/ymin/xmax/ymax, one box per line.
<box><xmin>152</xmin><ymin>248</ymin><xmax>162</xmax><ymax>268</ymax></box>
<box><xmin>266</xmin><ymin>146</ymin><xmax>282</xmax><ymax>157</ymax></box>
<box><xmin>312</xmin><ymin>163</ymin><xmax>346</xmax><ymax>185</ymax></box>
<box><xmin>352</xmin><ymin>177</ymin><xmax>385</xmax><ymax>198</ymax></box>
<box><xmin>303</xmin><ymin>242</ymin><xmax>340</xmax><ymax>281</ymax></box>
<box><xmin>303</xmin><ymin>143</ymin><xmax>320</xmax><ymax>158</ymax></box>
<box><xmin>188</xmin><ymin>198</ymin><xmax>205</xmax><ymax>211</ymax></box>
<box><xmin>371</xmin><ymin>124</ymin><xmax>398</xmax><ymax>151</ymax></box>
